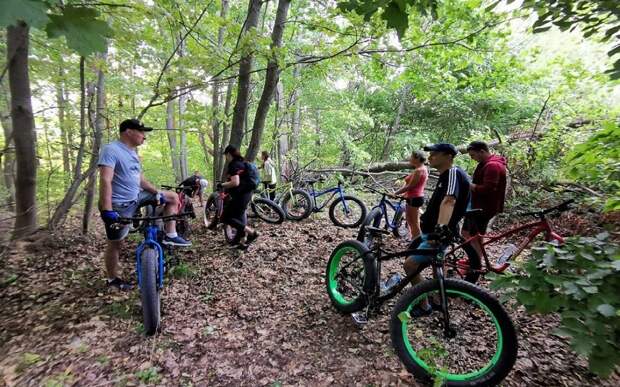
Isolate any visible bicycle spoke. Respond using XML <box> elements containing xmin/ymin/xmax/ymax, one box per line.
<box><xmin>398</xmin><ymin>290</ymin><xmax>502</xmax><ymax>378</ymax></box>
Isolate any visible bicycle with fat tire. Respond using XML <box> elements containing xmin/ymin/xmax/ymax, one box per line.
<box><xmin>259</xmin><ymin>175</ymin><xmax>312</xmax><ymax>221</ymax></box>
<box><xmin>357</xmin><ymin>185</ymin><xmax>409</xmax><ymax>248</ymax></box>
<box><xmin>302</xmin><ymin>177</ymin><xmax>367</xmax><ymax>228</ymax></box>
<box><xmin>114</xmin><ymin>202</ymin><xmax>192</xmax><ymax>336</ymax></box>
<box><xmin>325</xmin><ymin>226</ymin><xmax>518</xmax><ymax>386</ymax></box>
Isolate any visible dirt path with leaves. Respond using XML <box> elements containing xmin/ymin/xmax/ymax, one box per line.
<box><xmin>0</xmin><ymin>213</ymin><xmax>617</xmax><ymax>386</ymax></box>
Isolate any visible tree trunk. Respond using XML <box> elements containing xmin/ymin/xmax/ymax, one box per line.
<box><xmin>245</xmin><ymin>0</ymin><xmax>291</xmax><ymax>162</ymax></box>
<box><xmin>274</xmin><ymin>81</ymin><xmax>287</xmax><ymax>175</ymax></box>
<box><xmin>0</xmin><ymin>80</ymin><xmax>15</xmax><ymax>210</ymax></box>
<box><xmin>381</xmin><ymin>85</ymin><xmax>410</xmax><ymax>160</ymax></box>
<box><xmin>211</xmin><ymin>0</ymin><xmax>230</xmax><ymax>181</ymax></box>
<box><xmin>56</xmin><ymin>63</ymin><xmax>71</xmax><ymax>187</ymax></box>
<box><xmin>177</xmin><ymin>36</ymin><xmax>188</xmax><ymax>180</ymax></box>
<box><xmin>229</xmin><ymin>0</ymin><xmax>262</xmax><ymax>149</ymax></box>
<box><xmin>289</xmin><ymin>63</ymin><xmax>302</xmax><ymax>154</ymax></box>
<box><xmin>48</xmin><ymin>57</ymin><xmax>92</xmax><ymax>230</ymax></box>
<box><xmin>82</xmin><ymin>49</ymin><xmax>107</xmax><ymax>234</ymax></box>
<box><xmin>166</xmin><ymin>97</ymin><xmax>181</xmax><ymax>182</ymax></box>
<box><xmin>218</xmin><ymin>78</ymin><xmax>234</xmax><ymax>181</ymax></box>
<box><xmin>7</xmin><ymin>22</ymin><xmax>37</xmax><ymax>238</ymax></box>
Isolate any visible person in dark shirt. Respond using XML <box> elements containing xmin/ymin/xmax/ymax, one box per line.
<box><xmin>179</xmin><ymin>171</ymin><xmax>202</xmax><ymax>197</ymax></box>
<box><xmin>218</xmin><ymin>145</ymin><xmax>258</xmax><ymax>249</ymax></box>
<box><xmin>403</xmin><ymin>143</ymin><xmax>471</xmax><ymax>315</ymax></box>
<box><xmin>462</xmin><ymin>141</ymin><xmax>507</xmax><ymax>280</ymax></box>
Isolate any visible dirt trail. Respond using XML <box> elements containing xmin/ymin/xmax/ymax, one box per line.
<box><xmin>0</xmin><ymin>213</ymin><xmax>617</xmax><ymax>386</ymax></box>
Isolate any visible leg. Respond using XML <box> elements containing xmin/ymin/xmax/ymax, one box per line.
<box><xmin>161</xmin><ymin>190</ymin><xmax>180</xmax><ymax>234</ymax></box>
<box><xmin>268</xmin><ymin>184</ymin><xmax>276</xmax><ymax>201</ymax></box>
<box><xmin>104</xmin><ymin>240</ymin><xmax>122</xmax><ymax>278</ymax></box>
<box><xmin>406</xmin><ymin>205</ymin><xmax>421</xmax><ymax>239</ymax></box>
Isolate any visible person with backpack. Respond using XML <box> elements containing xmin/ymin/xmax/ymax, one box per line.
<box><xmin>218</xmin><ymin>145</ymin><xmax>259</xmax><ymax>249</ymax></box>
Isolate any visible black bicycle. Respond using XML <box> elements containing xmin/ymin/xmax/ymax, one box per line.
<box><xmin>325</xmin><ymin>227</ymin><xmax>518</xmax><ymax>386</ymax></box>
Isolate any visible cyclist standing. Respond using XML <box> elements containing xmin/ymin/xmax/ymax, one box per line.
<box><xmin>98</xmin><ymin>119</ymin><xmax>191</xmax><ymax>290</ymax></box>
<box><xmin>218</xmin><ymin>145</ymin><xmax>259</xmax><ymax>250</ymax></box>
<box><xmin>395</xmin><ymin>150</ymin><xmax>428</xmax><ymax>240</ymax></box>
<box><xmin>462</xmin><ymin>141</ymin><xmax>507</xmax><ymax>266</ymax></box>
<box><xmin>259</xmin><ymin>151</ymin><xmax>278</xmax><ymax>201</ymax></box>
<box><xmin>402</xmin><ymin>143</ymin><xmax>470</xmax><ymax>315</ymax></box>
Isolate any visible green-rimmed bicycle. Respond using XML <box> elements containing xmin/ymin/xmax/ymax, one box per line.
<box><xmin>325</xmin><ymin>226</ymin><xmax>517</xmax><ymax>386</ymax></box>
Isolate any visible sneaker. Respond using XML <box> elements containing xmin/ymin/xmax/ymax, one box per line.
<box><xmin>206</xmin><ymin>222</ymin><xmax>218</xmax><ymax>230</ymax></box>
<box><xmin>106</xmin><ymin>277</ymin><xmax>133</xmax><ymax>291</ymax></box>
<box><xmin>379</xmin><ymin>273</ymin><xmax>403</xmax><ymax>297</ymax></box>
<box><xmin>162</xmin><ymin>235</ymin><xmax>192</xmax><ymax>247</ymax></box>
<box><xmin>246</xmin><ymin>231</ymin><xmax>259</xmax><ymax>245</ymax></box>
<box><xmin>351</xmin><ymin>311</ymin><xmax>369</xmax><ymax>325</ymax></box>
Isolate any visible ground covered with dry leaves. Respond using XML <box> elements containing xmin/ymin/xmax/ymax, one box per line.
<box><xmin>1</xmin><ymin>211</ymin><xmax>618</xmax><ymax>386</ymax></box>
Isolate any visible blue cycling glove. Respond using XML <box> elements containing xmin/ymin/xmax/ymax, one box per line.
<box><xmin>101</xmin><ymin>210</ymin><xmax>120</xmax><ymax>224</ymax></box>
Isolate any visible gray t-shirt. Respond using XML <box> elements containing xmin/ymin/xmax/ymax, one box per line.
<box><xmin>98</xmin><ymin>140</ymin><xmax>141</xmax><ymax>204</ymax></box>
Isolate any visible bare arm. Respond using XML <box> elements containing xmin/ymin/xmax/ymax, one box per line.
<box><xmin>395</xmin><ymin>170</ymin><xmax>422</xmax><ymax>195</ymax></box>
<box><xmin>98</xmin><ymin>166</ymin><xmax>114</xmax><ymax>211</ymax></box>
<box><xmin>140</xmin><ymin>173</ymin><xmax>158</xmax><ymax>194</ymax></box>
<box><xmin>222</xmin><ymin>174</ymin><xmax>240</xmax><ymax>188</ymax></box>
<box><xmin>437</xmin><ymin>196</ymin><xmax>456</xmax><ymax>225</ymax></box>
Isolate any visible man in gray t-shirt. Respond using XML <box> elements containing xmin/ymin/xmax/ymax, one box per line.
<box><xmin>98</xmin><ymin>118</ymin><xmax>191</xmax><ymax>290</ymax></box>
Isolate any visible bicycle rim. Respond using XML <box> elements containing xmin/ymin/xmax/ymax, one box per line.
<box><xmin>397</xmin><ymin>289</ymin><xmax>504</xmax><ymax>381</ymax></box>
<box><xmin>327</xmin><ymin>245</ymin><xmax>367</xmax><ymax>306</ymax></box>
<box><xmin>254</xmin><ymin>201</ymin><xmax>282</xmax><ymax>223</ymax></box>
<box><xmin>284</xmin><ymin>193</ymin><xmax>310</xmax><ymax>218</ymax></box>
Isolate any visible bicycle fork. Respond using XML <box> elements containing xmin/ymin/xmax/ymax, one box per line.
<box><xmin>435</xmin><ymin>265</ymin><xmax>456</xmax><ymax>338</ymax></box>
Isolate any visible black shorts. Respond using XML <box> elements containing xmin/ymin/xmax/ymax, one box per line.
<box><xmin>463</xmin><ymin>213</ymin><xmax>493</xmax><ymax>235</ymax></box>
<box><xmin>104</xmin><ymin>191</ymin><xmax>157</xmax><ymax>241</ymax></box>
<box><xmin>222</xmin><ymin>191</ymin><xmax>252</xmax><ymax>227</ymax></box>
<box><xmin>407</xmin><ymin>197</ymin><xmax>424</xmax><ymax>208</ymax></box>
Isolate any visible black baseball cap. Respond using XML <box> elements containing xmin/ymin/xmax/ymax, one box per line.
<box><xmin>423</xmin><ymin>143</ymin><xmax>458</xmax><ymax>156</ymax></box>
<box><xmin>119</xmin><ymin>119</ymin><xmax>153</xmax><ymax>132</ymax></box>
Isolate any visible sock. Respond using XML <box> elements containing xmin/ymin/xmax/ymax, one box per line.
<box><xmin>166</xmin><ymin>232</ymin><xmax>178</xmax><ymax>238</ymax></box>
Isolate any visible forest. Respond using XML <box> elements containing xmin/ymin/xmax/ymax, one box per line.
<box><xmin>0</xmin><ymin>0</ymin><xmax>619</xmax><ymax>386</ymax></box>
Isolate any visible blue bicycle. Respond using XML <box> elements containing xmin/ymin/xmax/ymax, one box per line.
<box><xmin>115</xmin><ymin>202</ymin><xmax>191</xmax><ymax>336</ymax></box>
<box><xmin>302</xmin><ymin>177</ymin><xmax>367</xmax><ymax>228</ymax></box>
<box><xmin>357</xmin><ymin>185</ymin><xmax>409</xmax><ymax>248</ymax></box>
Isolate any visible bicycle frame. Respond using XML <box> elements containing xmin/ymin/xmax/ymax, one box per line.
<box><xmin>357</xmin><ymin>235</ymin><xmax>454</xmax><ymax>335</ymax></box>
<box><xmin>135</xmin><ymin>223</ymin><xmax>165</xmax><ymax>289</ymax></box>
<box><xmin>372</xmin><ymin>196</ymin><xmax>405</xmax><ymax>230</ymax></box>
<box><xmin>447</xmin><ymin>215</ymin><xmax>564</xmax><ymax>275</ymax></box>
<box><xmin>308</xmin><ymin>184</ymin><xmax>346</xmax><ymax>211</ymax></box>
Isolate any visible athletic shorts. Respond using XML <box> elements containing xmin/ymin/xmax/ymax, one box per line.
<box><xmin>104</xmin><ymin>191</ymin><xmax>157</xmax><ymax>241</ymax></box>
<box><xmin>407</xmin><ymin>234</ymin><xmax>441</xmax><ymax>264</ymax></box>
<box><xmin>463</xmin><ymin>213</ymin><xmax>493</xmax><ymax>235</ymax></box>
<box><xmin>407</xmin><ymin>196</ymin><xmax>424</xmax><ymax>208</ymax></box>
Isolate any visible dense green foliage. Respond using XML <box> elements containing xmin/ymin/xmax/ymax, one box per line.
<box><xmin>491</xmin><ymin>234</ymin><xmax>620</xmax><ymax>377</ymax></box>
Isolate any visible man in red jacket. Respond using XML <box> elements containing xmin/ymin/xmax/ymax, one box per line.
<box><xmin>463</xmin><ymin>141</ymin><xmax>507</xmax><ymax>259</ymax></box>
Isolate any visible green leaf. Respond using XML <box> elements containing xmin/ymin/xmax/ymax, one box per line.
<box><xmin>588</xmin><ymin>354</ymin><xmax>616</xmax><ymax>377</ymax></box>
<box><xmin>596</xmin><ymin>304</ymin><xmax>616</xmax><ymax>317</ymax></box>
<box><xmin>582</xmin><ymin>286</ymin><xmax>598</xmax><ymax>294</ymax></box>
<box><xmin>382</xmin><ymin>2</ymin><xmax>409</xmax><ymax>39</ymax></box>
<box><xmin>0</xmin><ymin>0</ymin><xmax>49</xmax><ymax>28</ymax></box>
<box><xmin>45</xmin><ymin>6</ymin><xmax>112</xmax><ymax>56</ymax></box>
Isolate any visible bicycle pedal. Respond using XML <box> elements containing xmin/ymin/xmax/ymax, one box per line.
<box><xmin>351</xmin><ymin>312</ymin><xmax>369</xmax><ymax>326</ymax></box>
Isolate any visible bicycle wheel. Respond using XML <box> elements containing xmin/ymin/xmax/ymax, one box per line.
<box><xmin>392</xmin><ymin>207</ymin><xmax>410</xmax><ymax>239</ymax></box>
<box><xmin>356</xmin><ymin>208</ymin><xmax>382</xmax><ymax>249</ymax></box>
<box><xmin>251</xmin><ymin>198</ymin><xmax>285</xmax><ymax>224</ymax></box>
<box><xmin>139</xmin><ymin>248</ymin><xmax>161</xmax><ymax>336</ymax></box>
<box><xmin>329</xmin><ymin>195</ymin><xmax>367</xmax><ymax>228</ymax></box>
<box><xmin>204</xmin><ymin>193</ymin><xmax>221</xmax><ymax>228</ymax></box>
<box><xmin>280</xmin><ymin>189</ymin><xmax>312</xmax><ymax>220</ymax></box>
<box><xmin>390</xmin><ymin>279</ymin><xmax>517</xmax><ymax>386</ymax></box>
<box><xmin>325</xmin><ymin>240</ymin><xmax>376</xmax><ymax>313</ymax></box>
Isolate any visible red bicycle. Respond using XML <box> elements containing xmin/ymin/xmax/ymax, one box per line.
<box><xmin>161</xmin><ymin>184</ymin><xmax>197</xmax><ymax>239</ymax></box>
<box><xmin>446</xmin><ymin>199</ymin><xmax>574</xmax><ymax>283</ymax></box>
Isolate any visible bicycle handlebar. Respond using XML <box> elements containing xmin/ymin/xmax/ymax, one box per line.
<box><xmin>114</xmin><ymin>211</ymin><xmax>194</xmax><ymax>225</ymax></box>
<box><xmin>517</xmin><ymin>199</ymin><xmax>575</xmax><ymax>218</ymax></box>
<box><xmin>364</xmin><ymin>185</ymin><xmax>403</xmax><ymax>200</ymax></box>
